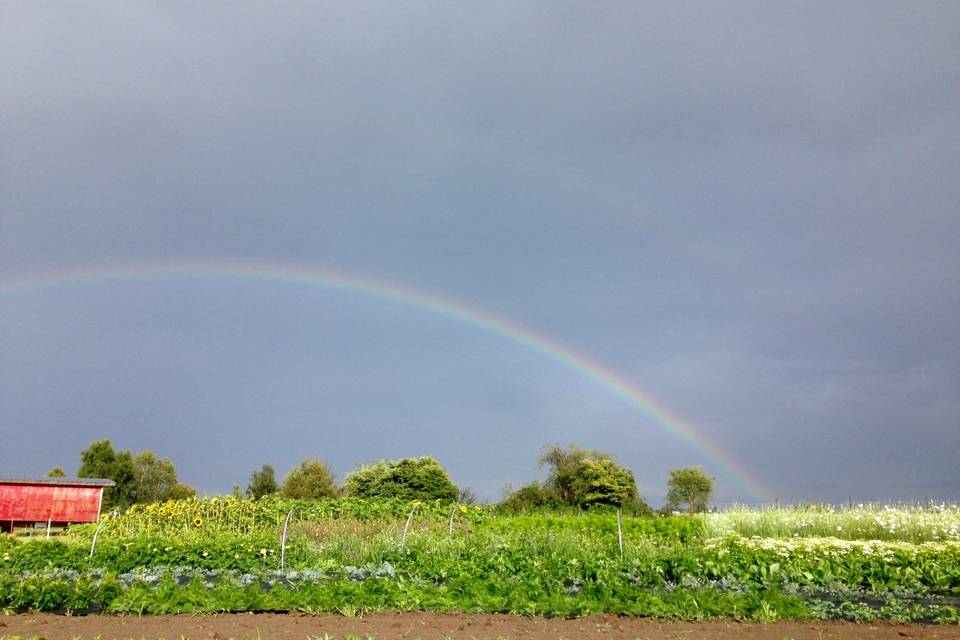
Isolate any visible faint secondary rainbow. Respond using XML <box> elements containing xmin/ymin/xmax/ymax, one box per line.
<box><xmin>0</xmin><ymin>260</ymin><xmax>771</xmax><ymax>500</ymax></box>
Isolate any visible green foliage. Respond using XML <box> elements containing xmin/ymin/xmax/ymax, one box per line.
<box><xmin>2</xmin><ymin>500</ymin><xmax>960</xmax><ymax>622</ymax></box>
<box><xmin>70</xmin><ymin>496</ymin><xmax>486</xmax><ymax>542</ymax></box>
<box><xmin>666</xmin><ymin>466</ymin><xmax>714</xmax><ymax>514</ymax></box>
<box><xmin>570</xmin><ymin>458</ymin><xmax>639</xmax><ymax>508</ymax></box>
<box><xmin>538</xmin><ymin>444</ymin><xmax>609</xmax><ymax>504</ymax></box>
<box><xmin>534</xmin><ymin>444</ymin><xmax>647</xmax><ymax>511</ymax></box>
<box><xmin>705</xmin><ymin>504</ymin><xmax>960</xmax><ymax>542</ymax></box>
<box><xmin>497</xmin><ymin>481</ymin><xmax>558</xmax><ymax>513</ymax></box>
<box><xmin>46</xmin><ymin>466</ymin><xmax>66</xmax><ymax>478</ymax></box>
<box><xmin>282</xmin><ymin>459</ymin><xmax>338</xmax><ymax>499</ymax></box>
<box><xmin>166</xmin><ymin>482</ymin><xmax>197</xmax><ymax>500</ymax></box>
<box><xmin>132</xmin><ymin>451</ymin><xmax>193</xmax><ymax>503</ymax></box>
<box><xmin>483</xmin><ymin>512</ymin><xmax>704</xmax><ymax>542</ymax></box>
<box><xmin>76</xmin><ymin>440</ymin><xmax>193</xmax><ymax>507</ymax></box>
<box><xmin>247</xmin><ymin>464</ymin><xmax>279</xmax><ymax>499</ymax></box>
<box><xmin>345</xmin><ymin>456</ymin><xmax>458</xmax><ymax>502</ymax></box>
<box><xmin>77</xmin><ymin>439</ymin><xmax>136</xmax><ymax>509</ymax></box>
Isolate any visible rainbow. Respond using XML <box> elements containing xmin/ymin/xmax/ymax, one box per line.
<box><xmin>0</xmin><ymin>259</ymin><xmax>771</xmax><ymax>500</ymax></box>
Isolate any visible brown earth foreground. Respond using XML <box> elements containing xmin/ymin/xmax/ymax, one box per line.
<box><xmin>3</xmin><ymin>612</ymin><xmax>960</xmax><ymax>640</ymax></box>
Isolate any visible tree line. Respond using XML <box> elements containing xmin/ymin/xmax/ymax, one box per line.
<box><xmin>54</xmin><ymin>440</ymin><xmax>714</xmax><ymax>514</ymax></box>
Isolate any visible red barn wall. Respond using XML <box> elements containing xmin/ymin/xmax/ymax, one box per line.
<box><xmin>0</xmin><ymin>484</ymin><xmax>103</xmax><ymax>524</ymax></box>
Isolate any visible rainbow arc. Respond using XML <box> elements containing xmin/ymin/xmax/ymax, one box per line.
<box><xmin>0</xmin><ymin>259</ymin><xmax>771</xmax><ymax>501</ymax></box>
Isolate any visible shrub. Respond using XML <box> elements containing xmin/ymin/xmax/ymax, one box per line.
<box><xmin>247</xmin><ymin>464</ymin><xmax>279</xmax><ymax>499</ymax></box>
<box><xmin>536</xmin><ymin>444</ymin><xmax>647</xmax><ymax>511</ymax></box>
<box><xmin>497</xmin><ymin>481</ymin><xmax>559</xmax><ymax>513</ymax></box>
<box><xmin>570</xmin><ymin>458</ymin><xmax>645</xmax><ymax>510</ymax></box>
<box><xmin>345</xmin><ymin>456</ymin><xmax>458</xmax><ymax>502</ymax></box>
<box><xmin>281</xmin><ymin>459</ymin><xmax>338</xmax><ymax>499</ymax></box>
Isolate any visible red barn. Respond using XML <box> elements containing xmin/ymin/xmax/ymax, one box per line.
<box><xmin>0</xmin><ymin>478</ymin><xmax>115</xmax><ymax>533</ymax></box>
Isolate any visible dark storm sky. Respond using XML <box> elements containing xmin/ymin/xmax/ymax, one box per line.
<box><xmin>2</xmin><ymin>2</ymin><xmax>958</xmax><ymax>504</ymax></box>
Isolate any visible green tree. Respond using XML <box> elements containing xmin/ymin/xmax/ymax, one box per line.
<box><xmin>281</xmin><ymin>458</ymin><xmax>338</xmax><ymax>499</ymax></box>
<box><xmin>530</xmin><ymin>444</ymin><xmax>649</xmax><ymax>512</ymax></box>
<box><xmin>77</xmin><ymin>439</ymin><xmax>136</xmax><ymax>509</ymax></box>
<box><xmin>46</xmin><ymin>467</ymin><xmax>66</xmax><ymax>478</ymax></box>
<box><xmin>538</xmin><ymin>444</ymin><xmax>610</xmax><ymax>504</ymax></box>
<box><xmin>570</xmin><ymin>458</ymin><xmax>639</xmax><ymax>508</ymax></box>
<box><xmin>497</xmin><ymin>481</ymin><xmax>557</xmax><ymax>513</ymax></box>
<box><xmin>77</xmin><ymin>441</ymin><xmax>193</xmax><ymax>506</ymax></box>
<box><xmin>247</xmin><ymin>464</ymin><xmax>278</xmax><ymax>499</ymax></box>
<box><xmin>165</xmin><ymin>482</ymin><xmax>197</xmax><ymax>500</ymax></box>
<box><xmin>665</xmin><ymin>466</ymin><xmax>714</xmax><ymax>513</ymax></box>
<box><xmin>345</xmin><ymin>456</ymin><xmax>458</xmax><ymax>502</ymax></box>
<box><xmin>131</xmin><ymin>451</ymin><xmax>179</xmax><ymax>503</ymax></box>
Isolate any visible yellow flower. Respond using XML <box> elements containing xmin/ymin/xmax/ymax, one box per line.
<box><xmin>193</xmin><ymin>517</ymin><xmax>203</xmax><ymax>527</ymax></box>
<box><xmin>459</xmin><ymin>505</ymin><xmax>468</xmax><ymax>513</ymax></box>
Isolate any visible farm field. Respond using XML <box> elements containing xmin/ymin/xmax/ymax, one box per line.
<box><xmin>2</xmin><ymin>498</ymin><xmax>959</xmax><ymax>628</ymax></box>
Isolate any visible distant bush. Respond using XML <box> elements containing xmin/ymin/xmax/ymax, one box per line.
<box><xmin>502</xmin><ymin>444</ymin><xmax>651</xmax><ymax>514</ymax></box>
<box><xmin>571</xmin><ymin>458</ymin><xmax>639</xmax><ymax>508</ymax></box>
<box><xmin>247</xmin><ymin>464</ymin><xmax>279</xmax><ymax>499</ymax></box>
<box><xmin>497</xmin><ymin>481</ymin><xmax>559</xmax><ymax>513</ymax></box>
<box><xmin>345</xmin><ymin>456</ymin><xmax>458</xmax><ymax>502</ymax></box>
<box><xmin>281</xmin><ymin>459</ymin><xmax>338</xmax><ymax>499</ymax></box>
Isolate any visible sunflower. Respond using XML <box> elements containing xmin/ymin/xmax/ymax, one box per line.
<box><xmin>193</xmin><ymin>517</ymin><xmax>203</xmax><ymax>527</ymax></box>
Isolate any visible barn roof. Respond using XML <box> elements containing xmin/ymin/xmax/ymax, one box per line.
<box><xmin>0</xmin><ymin>477</ymin><xmax>116</xmax><ymax>487</ymax></box>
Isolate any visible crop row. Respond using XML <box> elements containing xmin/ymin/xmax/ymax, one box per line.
<box><xmin>70</xmin><ymin>497</ymin><xmax>485</xmax><ymax>539</ymax></box>
<box><xmin>65</xmin><ymin>497</ymin><xmax>960</xmax><ymax>545</ymax></box>
<box><xmin>5</xmin><ymin>530</ymin><xmax>960</xmax><ymax>594</ymax></box>
<box><xmin>2</xmin><ymin>564</ymin><xmax>958</xmax><ymax>623</ymax></box>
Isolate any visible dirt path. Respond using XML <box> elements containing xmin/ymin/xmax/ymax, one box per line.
<box><xmin>3</xmin><ymin>612</ymin><xmax>960</xmax><ymax>640</ymax></box>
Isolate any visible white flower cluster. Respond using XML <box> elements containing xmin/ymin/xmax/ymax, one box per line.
<box><xmin>704</xmin><ymin>504</ymin><xmax>960</xmax><ymax>542</ymax></box>
<box><xmin>706</xmin><ymin>533</ymin><xmax>960</xmax><ymax>560</ymax></box>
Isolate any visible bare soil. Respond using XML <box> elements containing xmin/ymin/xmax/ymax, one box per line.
<box><xmin>3</xmin><ymin>612</ymin><xmax>960</xmax><ymax>640</ymax></box>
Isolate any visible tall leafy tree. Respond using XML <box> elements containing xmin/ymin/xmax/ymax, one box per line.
<box><xmin>247</xmin><ymin>464</ymin><xmax>279</xmax><ymax>499</ymax></box>
<box><xmin>132</xmin><ymin>451</ymin><xmax>183</xmax><ymax>503</ymax></box>
<box><xmin>665</xmin><ymin>467</ymin><xmax>714</xmax><ymax>514</ymax></box>
<box><xmin>77</xmin><ymin>440</ymin><xmax>194</xmax><ymax>507</ymax></box>
<box><xmin>538</xmin><ymin>444</ymin><xmax>610</xmax><ymax>504</ymax></box>
<box><xmin>77</xmin><ymin>439</ymin><xmax>136</xmax><ymax>509</ymax></box>
<box><xmin>281</xmin><ymin>458</ymin><xmax>338</xmax><ymax>499</ymax></box>
<box><xmin>570</xmin><ymin>458</ymin><xmax>639</xmax><ymax>508</ymax></box>
<box><xmin>346</xmin><ymin>456</ymin><xmax>458</xmax><ymax>501</ymax></box>
<box><xmin>505</xmin><ymin>443</ymin><xmax>649</xmax><ymax>512</ymax></box>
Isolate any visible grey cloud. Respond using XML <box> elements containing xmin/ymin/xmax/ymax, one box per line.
<box><xmin>2</xmin><ymin>1</ymin><xmax>959</xmax><ymax>503</ymax></box>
